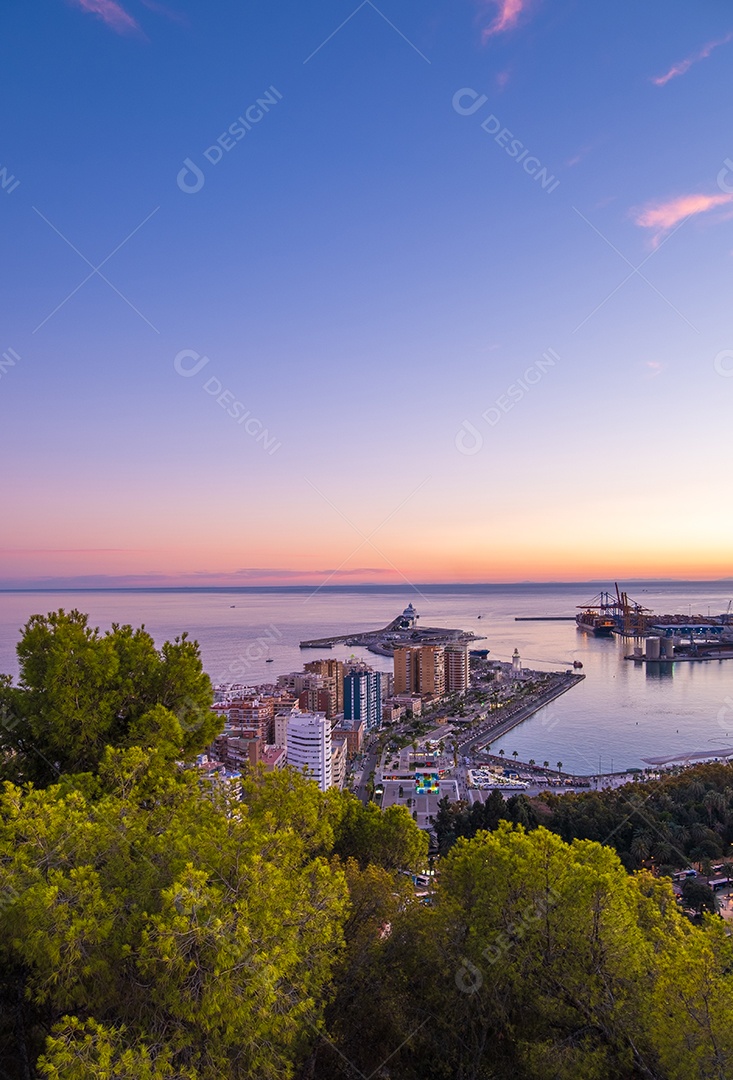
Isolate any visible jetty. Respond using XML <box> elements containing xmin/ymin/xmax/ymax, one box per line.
<box><xmin>515</xmin><ymin>616</ymin><xmax>576</xmax><ymax>621</ymax></box>
<box><xmin>300</xmin><ymin>603</ymin><xmax>483</xmax><ymax>654</ymax></box>
<box><xmin>455</xmin><ymin>672</ymin><xmax>585</xmax><ymax>752</ymax></box>
<box><xmin>642</xmin><ymin>748</ymin><xmax>733</xmax><ymax>766</ymax></box>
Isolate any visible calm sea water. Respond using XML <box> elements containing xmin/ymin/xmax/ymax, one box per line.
<box><xmin>1</xmin><ymin>583</ymin><xmax>732</xmax><ymax>775</ymax></box>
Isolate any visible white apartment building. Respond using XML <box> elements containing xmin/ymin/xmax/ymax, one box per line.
<box><xmin>286</xmin><ymin>711</ymin><xmax>332</xmax><ymax>792</ymax></box>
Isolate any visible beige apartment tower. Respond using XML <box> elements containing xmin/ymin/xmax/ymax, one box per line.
<box><xmin>444</xmin><ymin>644</ymin><xmax>469</xmax><ymax>694</ymax></box>
<box><xmin>304</xmin><ymin>658</ymin><xmax>344</xmax><ymax>712</ymax></box>
<box><xmin>393</xmin><ymin>647</ymin><xmax>418</xmax><ymax>695</ymax></box>
<box><xmin>393</xmin><ymin>645</ymin><xmax>446</xmax><ymax>699</ymax></box>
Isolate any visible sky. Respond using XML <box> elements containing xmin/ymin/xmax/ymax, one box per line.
<box><xmin>1</xmin><ymin>0</ymin><xmax>732</xmax><ymax>588</ymax></box>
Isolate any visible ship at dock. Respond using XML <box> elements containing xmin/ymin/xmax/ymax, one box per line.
<box><xmin>576</xmin><ymin>592</ymin><xmax>617</xmax><ymax>636</ymax></box>
<box><xmin>576</xmin><ymin>608</ymin><xmax>616</xmax><ymax>636</ymax></box>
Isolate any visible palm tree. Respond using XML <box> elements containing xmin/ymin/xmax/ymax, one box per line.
<box><xmin>704</xmin><ymin>790</ymin><xmax>727</xmax><ymax>823</ymax></box>
<box><xmin>499</xmin><ymin>749</ymin><xmax>505</xmax><ymax>758</ymax></box>
<box><xmin>543</xmin><ymin>760</ymin><xmax>549</xmax><ymax>769</ymax></box>
<box><xmin>512</xmin><ymin>750</ymin><xmax>519</xmax><ymax>760</ymax></box>
<box><xmin>529</xmin><ymin>759</ymin><xmax>536</xmax><ymax>767</ymax></box>
<box><xmin>557</xmin><ymin>761</ymin><xmax>563</xmax><ymax>775</ymax></box>
<box><xmin>630</xmin><ymin>830</ymin><xmax>652</xmax><ymax>865</ymax></box>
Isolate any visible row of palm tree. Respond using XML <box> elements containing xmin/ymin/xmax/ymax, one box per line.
<box><xmin>493</xmin><ymin>747</ymin><xmax>563</xmax><ymax>773</ymax></box>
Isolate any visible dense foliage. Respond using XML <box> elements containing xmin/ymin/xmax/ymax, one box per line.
<box><xmin>434</xmin><ymin>789</ymin><xmax>538</xmax><ymax>853</ymax></box>
<box><xmin>540</xmin><ymin>763</ymin><xmax>733</xmax><ymax>871</ymax></box>
<box><xmin>311</xmin><ymin>823</ymin><xmax>733</xmax><ymax>1080</ymax></box>
<box><xmin>3</xmin><ymin>611</ymin><xmax>733</xmax><ymax>1078</ymax></box>
<box><xmin>0</xmin><ymin>610</ymin><xmax>218</xmax><ymax>784</ymax></box>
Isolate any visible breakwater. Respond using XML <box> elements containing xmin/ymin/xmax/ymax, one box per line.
<box><xmin>456</xmin><ymin>672</ymin><xmax>585</xmax><ymax>751</ymax></box>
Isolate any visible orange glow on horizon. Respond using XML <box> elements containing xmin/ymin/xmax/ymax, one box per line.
<box><xmin>1</xmin><ymin>543</ymin><xmax>730</xmax><ymax>588</ymax></box>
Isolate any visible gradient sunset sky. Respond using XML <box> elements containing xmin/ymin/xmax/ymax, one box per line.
<box><xmin>1</xmin><ymin>0</ymin><xmax>732</xmax><ymax>587</ymax></box>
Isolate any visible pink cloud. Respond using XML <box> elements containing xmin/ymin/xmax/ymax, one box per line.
<box><xmin>651</xmin><ymin>32</ymin><xmax>733</xmax><ymax>86</ymax></box>
<box><xmin>633</xmin><ymin>192</ymin><xmax>733</xmax><ymax>245</ymax></box>
<box><xmin>480</xmin><ymin>0</ymin><xmax>535</xmax><ymax>40</ymax></box>
<box><xmin>68</xmin><ymin>0</ymin><xmax>142</xmax><ymax>34</ymax></box>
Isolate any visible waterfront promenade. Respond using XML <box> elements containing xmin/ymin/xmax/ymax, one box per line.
<box><xmin>453</xmin><ymin>672</ymin><xmax>585</xmax><ymax>753</ymax></box>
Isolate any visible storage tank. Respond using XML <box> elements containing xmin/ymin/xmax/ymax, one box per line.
<box><xmin>645</xmin><ymin>636</ymin><xmax>661</xmax><ymax>660</ymax></box>
<box><xmin>633</xmin><ymin>646</ymin><xmax>643</xmax><ymax>658</ymax></box>
<box><xmin>661</xmin><ymin>637</ymin><xmax>675</xmax><ymax>659</ymax></box>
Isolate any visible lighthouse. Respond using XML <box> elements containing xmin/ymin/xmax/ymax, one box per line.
<box><xmin>512</xmin><ymin>649</ymin><xmax>522</xmax><ymax>676</ymax></box>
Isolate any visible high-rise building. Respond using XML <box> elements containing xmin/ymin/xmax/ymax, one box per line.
<box><xmin>418</xmin><ymin>646</ymin><xmax>445</xmax><ymax>698</ymax></box>
<box><xmin>286</xmin><ymin>711</ymin><xmax>332</xmax><ymax>792</ymax></box>
<box><xmin>279</xmin><ymin>672</ymin><xmax>338</xmax><ymax>718</ymax></box>
<box><xmin>393</xmin><ymin>647</ymin><xmax>418</xmax><ymax>695</ymax></box>
<box><xmin>304</xmin><ymin>659</ymin><xmax>344</xmax><ymax>712</ymax></box>
<box><xmin>393</xmin><ymin>645</ymin><xmax>446</xmax><ymax>699</ymax></box>
<box><xmin>343</xmin><ymin>664</ymin><xmax>382</xmax><ymax>729</ymax></box>
<box><xmin>444</xmin><ymin>644</ymin><xmax>469</xmax><ymax>694</ymax></box>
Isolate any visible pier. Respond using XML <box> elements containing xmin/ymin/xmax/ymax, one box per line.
<box><xmin>455</xmin><ymin>672</ymin><xmax>585</xmax><ymax>752</ymax></box>
<box><xmin>514</xmin><ymin>616</ymin><xmax>576</xmax><ymax>621</ymax></box>
<box><xmin>300</xmin><ymin>605</ymin><xmax>482</xmax><ymax>653</ymax></box>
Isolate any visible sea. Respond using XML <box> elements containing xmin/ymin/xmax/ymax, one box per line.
<box><xmin>1</xmin><ymin>582</ymin><xmax>732</xmax><ymax>776</ymax></box>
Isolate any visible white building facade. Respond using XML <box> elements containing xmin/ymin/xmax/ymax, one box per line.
<box><xmin>286</xmin><ymin>711</ymin><xmax>332</xmax><ymax>792</ymax></box>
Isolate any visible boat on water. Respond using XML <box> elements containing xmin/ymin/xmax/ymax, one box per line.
<box><xmin>576</xmin><ymin>608</ymin><xmax>615</xmax><ymax>636</ymax></box>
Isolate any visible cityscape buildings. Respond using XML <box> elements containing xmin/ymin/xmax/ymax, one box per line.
<box><xmin>304</xmin><ymin>658</ymin><xmax>344</xmax><ymax>713</ymax></box>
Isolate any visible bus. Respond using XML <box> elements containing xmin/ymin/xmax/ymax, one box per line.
<box><xmin>708</xmin><ymin>877</ymin><xmax>731</xmax><ymax>892</ymax></box>
<box><xmin>672</xmin><ymin>869</ymin><xmax>697</xmax><ymax>882</ymax></box>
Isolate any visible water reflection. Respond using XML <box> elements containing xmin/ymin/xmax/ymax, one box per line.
<box><xmin>646</xmin><ymin>662</ymin><xmax>674</xmax><ymax>679</ymax></box>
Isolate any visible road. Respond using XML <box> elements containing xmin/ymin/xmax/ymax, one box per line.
<box><xmin>354</xmin><ymin>742</ymin><xmax>381</xmax><ymax>804</ymax></box>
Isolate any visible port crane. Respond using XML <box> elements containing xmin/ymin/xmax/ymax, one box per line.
<box><xmin>612</xmin><ymin>583</ymin><xmax>652</xmax><ymax>636</ymax></box>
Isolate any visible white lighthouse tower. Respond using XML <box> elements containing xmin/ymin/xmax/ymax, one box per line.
<box><xmin>512</xmin><ymin>648</ymin><xmax>522</xmax><ymax>676</ymax></box>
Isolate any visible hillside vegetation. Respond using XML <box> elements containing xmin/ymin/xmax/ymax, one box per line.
<box><xmin>2</xmin><ymin>612</ymin><xmax>733</xmax><ymax>1079</ymax></box>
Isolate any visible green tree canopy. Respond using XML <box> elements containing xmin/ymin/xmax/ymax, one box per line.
<box><xmin>0</xmin><ymin>754</ymin><xmax>349</xmax><ymax>1079</ymax></box>
<box><xmin>0</xmin><ymin>610</ymin><xmax>218</xmax><ymax>783</ymax></box>
<box><xmin>310</xmin><ymin>823</ymin><xmax>733</xmax><ymax>1080</ymax></box>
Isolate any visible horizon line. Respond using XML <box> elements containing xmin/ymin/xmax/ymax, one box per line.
<box><xmin>1</xmin><ymin>577</ymin><xmax>732</xmax><ymax>594</ymax></box>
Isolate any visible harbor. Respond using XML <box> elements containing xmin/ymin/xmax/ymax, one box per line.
<box><xmin>299</xmin><ymin>602</ymin><xmax>483</xmax><ymax>656</ymax></box>
<box><xmin>516</xmin><ymin>584</ymin><xmax>733</xmax><ymax>663</ymax></box>
<box><xmin>452</xmin><ymin>671</ymin><xmax>586</xmax><ymax>753</ymax></box>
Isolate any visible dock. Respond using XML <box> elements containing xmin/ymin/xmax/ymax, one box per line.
<box><xmin>515</xmin><ymin>616</ymin><xmax>576</xmax><ymax>621</ymax></box>
<box><xmin>456</xmin><ymin>672</ymin><xmax>585</xmax><ymax>752</ymax></box>
<box><xmin>300</xmin><ymin>605</ymin><xmax>482</xmax><ymax>652</ymax></box>
<box><xmin>626</xmin><ymin>651</ymin><xmax>733</xmax><ymax>663</ymax></box>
